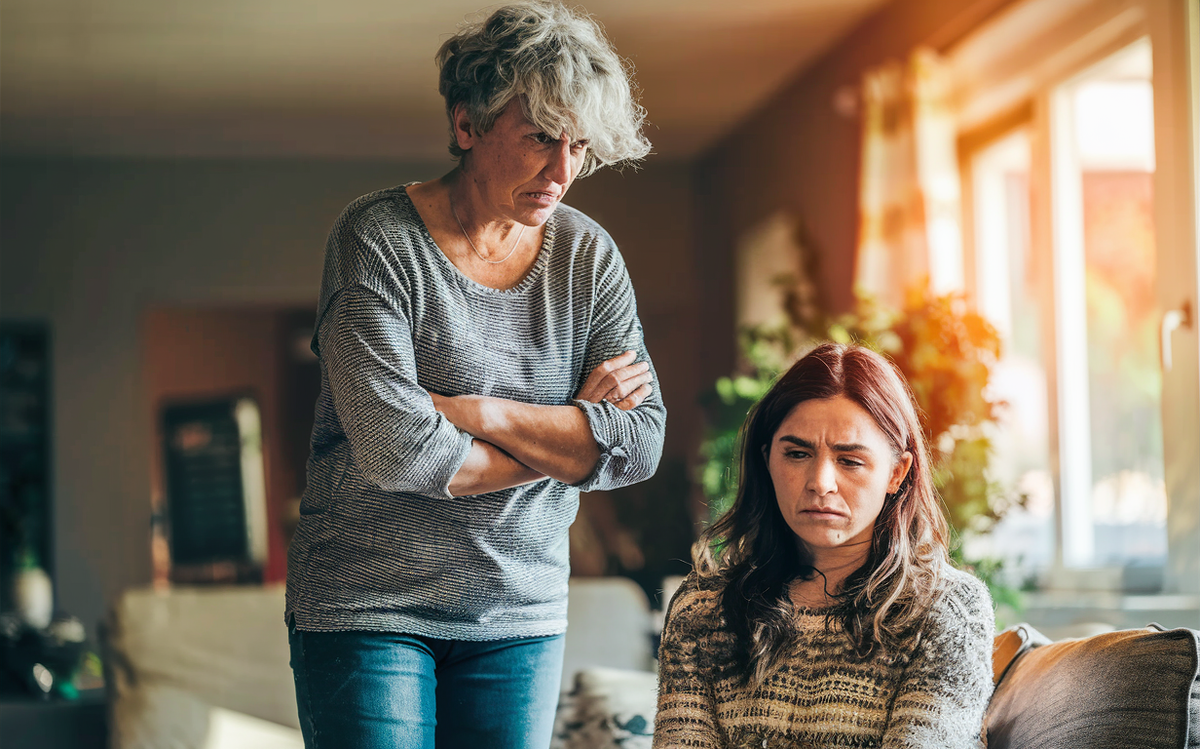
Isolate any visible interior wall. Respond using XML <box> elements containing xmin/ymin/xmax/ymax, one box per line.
<box><xmin>144</xmin><ymin>306</ymin><xmax>301</xmax><ymax>585</ymax></box>
<box><xmin>694</xmin><ymin>0</ymin><xmax>1017</xmax><ymax>385</ymax></box>
<box><xmin>565</xmin><ymin>165</ymin><xmax>702</xmax><ymax>463</ymax></box>
<box><xmin>563</xmin><ymin>166</ymin><xmax>705</xmax><ymax>589</ymax></box>
<box><xmin>0</xmin><ymin>156</ymin><xmax>700</xmax><ymax>635</ymax></box>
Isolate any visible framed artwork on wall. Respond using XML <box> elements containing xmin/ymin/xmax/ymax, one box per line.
<box><xmin>161</xmin><ymin>396</ymin><xmax>268</xmax><ymax>583</ymax></box>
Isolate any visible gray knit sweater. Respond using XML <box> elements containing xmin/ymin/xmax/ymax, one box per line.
<box><xmin>285</xmin><ymin>184</ymin><xmax>666</xmax><ymax>640</ymax></box>
<box><xmin>654</xmin><ymin>566</ymin><xmax>994</xmax><ymax>748</ymax></box>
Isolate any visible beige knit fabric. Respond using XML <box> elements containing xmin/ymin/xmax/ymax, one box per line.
<box><xmin>653</xmin><ymin>567</ymin><xmax>994</xmax><ymax>749</ymax></box>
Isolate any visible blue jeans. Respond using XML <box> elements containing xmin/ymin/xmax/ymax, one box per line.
<box><xmin>288</xmin><ymin>624</ymin><xmax>565</xmax><ymax>749</ymax></box>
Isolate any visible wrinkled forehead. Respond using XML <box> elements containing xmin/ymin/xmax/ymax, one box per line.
<box><xmin>772</xmin><ymin>396</ymin><xmax>894</xmax><ymax>452</ymax></box>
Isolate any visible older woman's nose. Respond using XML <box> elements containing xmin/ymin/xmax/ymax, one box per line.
<box><xmin>543</xmin><ymin>139</ymin><xmax>573</xmax><ymax>184</ymax></box>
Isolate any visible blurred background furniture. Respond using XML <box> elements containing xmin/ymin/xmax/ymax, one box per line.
<box><xmin>95</xmin><ymin>576</ymin><xmax>1200</xmax><ymax>749</ymax></box>
<box><xmin>0</xmin><ymin>693</ymin><xmax>106</xmax><ymax>749</ymax></box>
<box><xmin>101</xmin><ymin>577</ymin><xmax>661</xmax><ymax>749</ymax></box>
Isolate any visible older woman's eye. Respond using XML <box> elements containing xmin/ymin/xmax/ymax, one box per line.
<box><xmin>571</xmin><ymin>139</ymin><xmax>590</xmax><ymax>151</ymax></box>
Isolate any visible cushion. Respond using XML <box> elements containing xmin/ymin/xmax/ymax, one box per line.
<box><xmin>986</xmin><ymin>623</ymin><xmax>1200</xmax><ymax>749</ymax></box>
<box><xmin>562</xmin><ymin>578</ymin><xmax>655</xmax><ymax>690</ymax></box>
<box><xmin>103</xmin><ymin>585</ymin><xmax>301</xmax><ymax>749</ymax></box>
<box><xmin>991</xmin><ymin>623</ymin><xmax>1049</xmax><ymax>685</ymax></box>
<box><xmin>551</xmin><ymin>667</ymin><xmax>657</xmax><ymax>749</ymax></box>
<box><xmin>108</xmin><ymin>681</ymin><xmax>304</xmax><ymax>749</ymax></box>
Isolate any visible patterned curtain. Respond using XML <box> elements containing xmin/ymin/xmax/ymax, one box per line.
<box><xmin>854</xmin><ymin>47</ymin><xmax>963</xmax><ymax>309</ymax></box>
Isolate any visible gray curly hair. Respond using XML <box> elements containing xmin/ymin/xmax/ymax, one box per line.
<box><xmin>436</xmin><ymin>2</ymin><xmax>652</xmax><ymax>177</ymax></box>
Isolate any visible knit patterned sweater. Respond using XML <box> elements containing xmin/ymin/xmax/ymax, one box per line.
<box><xmin>654</xmin><ymin>567</ymin><xmax>994</xmax><ymax>749</ymax></box>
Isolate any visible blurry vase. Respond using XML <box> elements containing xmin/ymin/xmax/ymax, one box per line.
<box><xmin>13</xmin><ymin>566</ymin><xmax>53</xmax><ymax>630</ymax></box>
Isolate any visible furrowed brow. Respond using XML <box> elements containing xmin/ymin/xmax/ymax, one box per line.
<box><xmin>778</xmin><ymin>435</ymin><xmax>872</xmax><ymax>453</ymax></box>
<box><xmin>832</xmin><ymin>443</ymin><xmax>871</xmax><ymax>453</ymax></box>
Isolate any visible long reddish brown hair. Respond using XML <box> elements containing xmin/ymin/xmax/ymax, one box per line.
<box><xmin>694</xmin><ymin>342</ymin><xmax>949</xmax><ymax>682</ymax></box>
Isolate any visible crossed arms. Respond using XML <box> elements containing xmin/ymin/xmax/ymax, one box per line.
<box><xmin>432</xmin><ymin>350</ymin><xmax>654</xmax><ymax>495</ymax></box>
<box><xmin>319</xmin><ymin>284</ymin><xmax>664</xmax><ymax>499</ymax></box>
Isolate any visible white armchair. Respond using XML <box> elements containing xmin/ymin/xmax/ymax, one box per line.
<box><xmin>103</xmin><ymin>577</ymin><xmax>661</xmax><ymax>749</ymax></box>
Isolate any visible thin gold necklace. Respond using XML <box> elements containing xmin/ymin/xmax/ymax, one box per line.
<box><xmin>450</xmin><ymin>196</ymin><xmax>526</xmax><ymax>265</ymax></box>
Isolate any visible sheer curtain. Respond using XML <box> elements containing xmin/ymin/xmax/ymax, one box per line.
<box><xmin>854</xmin><ymin>47</ymin><xmax>963</xmax><ymax>308</ymax></box>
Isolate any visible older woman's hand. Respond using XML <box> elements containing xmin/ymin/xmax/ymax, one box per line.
<box><xmin>575</xmin><ymin>350</ymin><xmax>653</xmax><ymax>411</ymax></box>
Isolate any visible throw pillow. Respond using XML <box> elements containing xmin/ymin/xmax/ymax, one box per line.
<box><xmin>986</xmin><ymin>623</ymin><xmax>1200</xmax><ymax>749</ymax></box>
<box><xmin>991</xmin><ymin>623</ymin><xmax>1050</xmax><ymax>685</ymax></box>
<box><xmin>552</xmin><ymin>667</ymin><xmax>657</xmax><ymax>749</ymax></box>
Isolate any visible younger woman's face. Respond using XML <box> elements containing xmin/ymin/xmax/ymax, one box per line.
<box><xmin>766</xmin><ymin>395</ymin><xmax>912</xmax><ymax>558</ymax></box>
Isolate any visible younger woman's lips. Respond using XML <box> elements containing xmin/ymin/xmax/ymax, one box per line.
<box><xmin>801</xmin><ymin>509</ymin><xmax>846</xmax><ymax>519</ymax></box>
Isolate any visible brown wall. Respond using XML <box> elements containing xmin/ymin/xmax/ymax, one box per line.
<box><xmin>695</xmin><ymin>0</ymin><xmax>1016</xmax><ymax>387</ymax></box>
<box><xmin>567</xmin><ymin>165</ymin><xmax>703</xmax><ymax>463</ymax></box>
<box><xmin>143</xmin><ymin>306</ymin><xmax>300</xmax><ymax>584</ymax></box>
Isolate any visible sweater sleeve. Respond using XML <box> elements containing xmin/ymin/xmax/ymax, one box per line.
<box><xmin>571</xmin><ymin>245</ymin><xmax>666</xmax><ymax>492</ymax></box>
<box><xmin>882</xmin><ymin>570</ymin><xmax>995</xmax><ymax>749</ymax></box>
<box><xmin>318</xmin><ymin>284</ymin><xmax>474</xmax><ymax>499</ymax></box>
<box><xmin>653</xmin><ymin>574</ymin><xmax>723</xmax><ymax>748</ymax></box>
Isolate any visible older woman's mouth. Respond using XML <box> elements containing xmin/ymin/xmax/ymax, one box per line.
<box><xmin>525</xmin><ymin>190</ymin><xmax>561</xmax><ymax>204</ymax></box>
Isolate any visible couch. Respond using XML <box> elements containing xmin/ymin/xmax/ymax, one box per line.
<box><xmin>987</xmin><ymin>622</ymin><xmax>1200</xmax><ymax>748</ymax></box>
<box><xmin>102</xmin><ymin>582</ymin><xmax>1200</xmax><ymax>749</ymax></box>
<box><xmin>571</xmin><ymin>620</ymin><xmax>1200</xmax><ymax>749</ymax></box>
<box><xmin>102</xmin><ymin>579</ymin><xmax>659</xmax><ymax>749</ymax></box>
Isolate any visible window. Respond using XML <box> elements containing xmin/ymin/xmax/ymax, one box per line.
<box><xmin>951</xmin><ymin>0</ymin><xmax>1199</xmax><ymax>616</ymax></box>
<box><xmin>965</xmin><ymin>129</ymin><xmax>1056</xmax><ymax>579</ymax></box>
<box><xmin>1049</xmin><ymin>40</ymin><xmax>1165</xmax><ymax>571</ymax></box>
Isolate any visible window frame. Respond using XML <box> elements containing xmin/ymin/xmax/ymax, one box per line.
<box><xmin>949</xmin><ymin>0</ymin><xmax>1200</xmax><ymax>611</ymax></box>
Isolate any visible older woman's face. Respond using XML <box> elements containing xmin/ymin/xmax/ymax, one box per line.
<box><xmin>456</xmin><ymin>98</ymin><xmax>589</xmax><ymax>226</ymax></box>
<box><xmin>766</xmin><ymin>396</ymin><xmax>912</xmax><ymax>559</ymax></box>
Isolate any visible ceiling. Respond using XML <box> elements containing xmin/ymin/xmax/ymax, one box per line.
<box><xmin>0</xmin><ymin>0</ymin><xmax>887</xmax><ymax>161</ymax></box>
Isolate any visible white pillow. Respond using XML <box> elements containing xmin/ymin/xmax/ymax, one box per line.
<box><xmin>552</xmin><ymin>667</ymin><xmax>657</xmax><ymax>749</ymax></box>
<box><xmin>111</xmin><ymin>681</ymin><xmax>304</xmax><ymax>749</ymax></box>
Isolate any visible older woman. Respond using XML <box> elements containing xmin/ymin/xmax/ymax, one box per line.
<box><xmin>654</xmin><ymin>343</ymin><xmax>993</xmax><ymax>749</ymax></box>
<box><xmin>285</xmin><ymin>4</ymin><xmax>665</xmax><ymax>747</ymax></box>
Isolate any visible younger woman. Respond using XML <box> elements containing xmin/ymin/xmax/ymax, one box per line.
<box><xmin>654</xmin><ymin>343</ymin><xmax>993</xmax><ymax>748</ymax></box>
